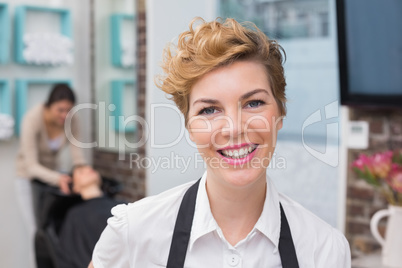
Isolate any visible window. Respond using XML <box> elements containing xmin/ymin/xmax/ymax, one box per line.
<box><xmin>220</xmin><ymin>0</ymin><xmax>330</xmax><ymax>39</ymax></box>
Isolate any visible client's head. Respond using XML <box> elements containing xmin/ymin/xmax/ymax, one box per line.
<box><xmin>72</xmin><ymin>165</ymin><xmax>101</xmax><ymax>194</ymax></box>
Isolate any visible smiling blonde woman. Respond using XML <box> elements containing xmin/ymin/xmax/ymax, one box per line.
<box><xmin>90</xmin><ymin>18</ymin><xmax>351</xmax><ymax>268</ymax></box>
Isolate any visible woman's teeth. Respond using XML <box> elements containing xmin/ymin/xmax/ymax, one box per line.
<box><xmin>220</xmin><ymin>145</ymin><xmax>257</xmax><ymax>159</ymax></box>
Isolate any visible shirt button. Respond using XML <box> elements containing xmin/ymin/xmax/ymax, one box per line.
<box><xmin>226</xmin><ymin>253</ymin><xmax>240</xmax><ymax>266</ymax></box>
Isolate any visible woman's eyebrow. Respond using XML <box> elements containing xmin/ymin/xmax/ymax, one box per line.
<box><xmin>192</xmin><ymin>98</ymin><xmax>220</xmax><ymax>106</ymax></box>
<box><xmin>192</xmin><ymin>89</ymin><xmax>269</xmax><ymax>106</ymax></box>
<box><xmin>240</xmin><ymin>88</ymin><xmax>270</xmax><ymax>101</ymax></box>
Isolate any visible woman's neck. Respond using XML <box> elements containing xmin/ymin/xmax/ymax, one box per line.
<box><xmin>43</xmin><ymin>106</ymin><xmax>52</xmax><ymax>123</ymax></box>
<box><xmin>205</xmin><ymin>173</ymin><xmax>267</xmax><ymax>246</ymax></box>
<box><xmin>43</xmin><ymin>107</ymin><xmax>56</xmax><ymax>128</ymax></box>
<box><xmin>43</xmin><ymin>106</ymin><xmax>63</xmax><ymax>139</ymax></box>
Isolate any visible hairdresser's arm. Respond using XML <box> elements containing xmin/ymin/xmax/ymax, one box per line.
<box><xmin>88</xmin><ymin>261</ymin><xmax>94</xmax><ymax>268</ymax></box>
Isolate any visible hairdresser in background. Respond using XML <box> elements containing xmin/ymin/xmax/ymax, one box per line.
<box><xmin>15</xmin><ymin>83</ymin><xmax>87</xmax><ymax>267</ymax></box>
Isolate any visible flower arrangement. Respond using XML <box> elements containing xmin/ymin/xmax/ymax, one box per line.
<box><xmin>352</xmin><ymin>150</ymin><xmax>402</xmax><ymax>206</ymax></box>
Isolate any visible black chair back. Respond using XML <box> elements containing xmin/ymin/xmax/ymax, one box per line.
<box><xmin>31</xmin><ymin>177</ymin><xmax>123</xmax><ymax>268</ymax></box>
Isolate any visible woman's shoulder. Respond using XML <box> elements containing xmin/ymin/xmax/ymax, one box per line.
<box><xmin>25</xmin><ymin>104</ymin><xmax>43</xmax><ymax>117</ymax></box>
<box><xmin>130</xmin><ymin>180</ymin><xmax>196</xmax><ymax>207</ymax></box>
<box><xmin>20</xmin><ymin>105</ymin><xmax>43</xmax><ymax>133</ymax></box>
<box><xmin>109</xmin><ymin>180</ymin><xmax>197</xmax><ymax>229</ymax></box>
<box><xmin>93</xmin><ymin>181</ymin><xmax>198</xmax><ymax>267</ymax></box>
<box><xmin>135</xmin><ymin>180</ymin><xmax>194</xmax><ymax>205</ymax></box>
<box><xmin>23</xmin><ymin>104</ymin><xmax>43</xmax><ymax>122</ymax></box>
<box><xmin>278</xmin><ymin>193</ymin><xmax>350</xmax><ymax>265</ymax></box>
<box><xmin>278</xmin><ymin>193</ymin><xmax>343</xmax><ymax>237</ymax></box>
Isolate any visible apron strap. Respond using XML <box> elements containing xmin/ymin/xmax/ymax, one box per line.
<box><xmin>279</xmin><ymin>204</ymin><xmax>299</xmax><ymax>268</ymax></box>
<box><xmin>167</xmin><ymin>179</ymin><xmax>299</xmax><ymax>268</ymax></box>
<box><xmin>166</xmin><ymin>179</ymin><xmax>201</xmax><ymax>268</ymax></box>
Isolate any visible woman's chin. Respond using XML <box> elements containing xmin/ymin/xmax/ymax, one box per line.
<box><xmin>216</xmin><ymin>168</ymin><xmax>266</xmax><ymax>189</ymax></box>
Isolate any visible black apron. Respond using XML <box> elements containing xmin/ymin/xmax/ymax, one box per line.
<box><xmin>166</xmin><ymin>179</ymin><xmax>299</xmax><ymax>268</ymax></box>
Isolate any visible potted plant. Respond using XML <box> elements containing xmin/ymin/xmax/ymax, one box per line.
<box><xmin>351</xmin><ymin>150</ymin><xmax>402</xmax><ymax>267</ymax></box>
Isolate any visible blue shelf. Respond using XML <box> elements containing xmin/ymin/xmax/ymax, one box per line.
<box><xmin>110</xmin><ymin>14</ymin><xmax>135</xmax><ymax>68</ymax></box>
<box><xmin>0</xmin><ymin>4</ymin><xmax>10</xmax><ymax>64</ymax></box>
<box><xmin>14</xmin><ymin>5</ymin><xmax>72</xmax><ymax>65</ymax></box>
<box><xmin>110</xmin><ymin>79</ymin><xmax>137</xmax><ymax>132</ymax></box>
<box><xmin>0</xmin><ymin>80</ymin><xmax>10</xmax><ymax>114</ymax></box>
<box><xmin>15</xmin><ymin>79</ymin><xmax>72</xmax><ymax>135</ymax></box>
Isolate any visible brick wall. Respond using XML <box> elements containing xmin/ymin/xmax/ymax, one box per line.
<box><xmin>346</xmin><ymin>108</ymin><xmax>402</xmax><ymax>257</ymax></box>
<box><xmin>92</xmin><ymin>1</ymin><xmax>147</xmax><ymax>202</ymax></box>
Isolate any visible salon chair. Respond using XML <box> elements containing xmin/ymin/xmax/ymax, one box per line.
<box><xmin>31</xmin><ymin>177</ymin><xmax>123</xmax><ymax>268</ymax></box>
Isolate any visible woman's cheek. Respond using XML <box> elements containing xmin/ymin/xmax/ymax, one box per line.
<box><xmin>244</xmin><ymin>114</ymin><xmax>272</xmax><ymax>135</ymax></box>
<box><xmin>196</xmin><ymin>132</ymin><xmax>213</xmax><ymax>148</ymax></box>
<box><xmin>189</xmin><ymin>127</ymin><xmax>213</xmax><ymax>148</ymax></box>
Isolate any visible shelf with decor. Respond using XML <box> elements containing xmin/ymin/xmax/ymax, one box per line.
<box><xmin>0</xmin><ymin>80</ymin><xmax>10</xmax><ymax>114</ymax></box>
<box><xmin>14</xmin><ymin>5</ymin><xmax>73</xmax><ymax>66</ymax></box>
<box><xmin>0</xmin><ymin>3</ymin><xmax>10</xmax><ymax>64</ymax></box>
<box><xmin>0</xmin><ymin>80</ymin><xmax>13</xmax><ymax>139</ymax></box>
<box><xmin>110</xmin><ymin>79</ymin><xmax>137</xmax><ymax>133</ymax></box>
<box><xmin>110</xmin><ymin>14</ymin><xmax>135</xmax><ymax>68</ymax></box>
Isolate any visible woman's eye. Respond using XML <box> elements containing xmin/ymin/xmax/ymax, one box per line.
<box><xmin>199</xmin><ymin>107</ymin><xmax>217</xmax><ymax>115</ymax></box>
<box><xmin>246</xmin><ymin>100</ymin><xmax>264</xmax><ymax>108</ymax></box>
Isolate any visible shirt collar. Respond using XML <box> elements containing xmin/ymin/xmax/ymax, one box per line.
<box><xmin>189</xmin><ymin>172</ymin><xmax>217</xmax><ymax>251</ymax></box>
<box><xmin>189</xmin><ymin>171</ymin><xmax>281</xmax><ymax>251</ymax></box>
<box><xmin>254</xmin><ymin>175</ymin><xmax>281</xmax><ymax>250</ymax></box>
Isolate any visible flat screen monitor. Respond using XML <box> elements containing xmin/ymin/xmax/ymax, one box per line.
<box><xmin>336</xmin><ymin>0</ymin><xmax>402</xmax><ymax>108</ymax></box>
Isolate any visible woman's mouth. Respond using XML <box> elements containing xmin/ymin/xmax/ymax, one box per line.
<box><xmin>217</xmin><ymin>143</ymin><xmax>258</xmax><ymax>166</ymax></box>
<box><xmin>218</xmin><ymin>144</ymin><xmax>258</xmax><ymax>159</ymax></box>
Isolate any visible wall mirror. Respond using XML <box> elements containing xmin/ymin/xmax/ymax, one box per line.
<box><xmin>93</xmin><ymin>0</ymin><xmax>139</xmax><ymax>154</ymax></box>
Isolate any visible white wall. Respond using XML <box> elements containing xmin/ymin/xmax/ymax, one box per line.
<box><xmin>0</xmin><ymin>0</ymin><xmax>91</xmax><ymax>267</ymax></box>
<box><xmin>146</xmin><ymin>0</ymin><xmax>217</xmax><ymax>195</ymax></box>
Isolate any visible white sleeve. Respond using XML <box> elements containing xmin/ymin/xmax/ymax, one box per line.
<box><xmin>92</xmin><ymin>204</ymin><xmax>131</xmax><ymax>268</ymax></box>
<box><xmin>334</xmin><ymin>230</ymin><xmax>352</xmax><ymax>268</ymax></box>
<box><xmin>315</xmin><ymin>228</ymin><xmax>351</xmax><ymax>268</ymax></box>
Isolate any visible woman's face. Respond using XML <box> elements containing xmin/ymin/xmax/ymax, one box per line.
<box><xmin>187</xmin><ymin>60</ymin><xmax>283</xmax><ymax>188</ymax></box>
<box><xmin>47</xmin><ymin>100</ymin><xmax>74</xmax><ymax>127</ymax></box>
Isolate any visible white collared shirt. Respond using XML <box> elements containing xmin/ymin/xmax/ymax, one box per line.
<box><xmin>92</xmin><ymin>172</ymin><xmax>351</xmax><ymax>268</ymax></box>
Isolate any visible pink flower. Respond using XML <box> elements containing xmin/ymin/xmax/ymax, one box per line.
<box><xmin>352</xmin><ymin>154</ymin><xmax>374</xmax><ymax>174</ymax></box>
<box><xmin>372</xmin><ymin>151</ymin><xmax>393</xmax><ymax>179</ymax></box>
<box><xmin>387</xmin><ymin>165</ymin><xmax>402</xmax><ymax>193</ymax></box>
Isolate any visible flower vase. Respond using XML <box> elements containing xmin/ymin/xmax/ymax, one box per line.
<box><xmin>370</xmin><ymin>205</ymin><xmax>402</xmax><ymax>267</ymax></box>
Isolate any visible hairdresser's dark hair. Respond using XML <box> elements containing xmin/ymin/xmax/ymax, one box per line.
<box><xmin>45</xmin><ymin>83</ymin><xmax>76</xmax><ymax>107</ymax></box>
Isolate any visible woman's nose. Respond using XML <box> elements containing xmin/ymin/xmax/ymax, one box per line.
<box><xmin>220</xmin><ymin>109</ymin><xmax>243</xmax><ymax>138</ymax></box>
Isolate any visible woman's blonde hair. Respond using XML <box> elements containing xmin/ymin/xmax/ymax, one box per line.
<box><xmin>156</xmin><ymin>17</ymin><xmax>287</xmax><ymax>124</ymax></box>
